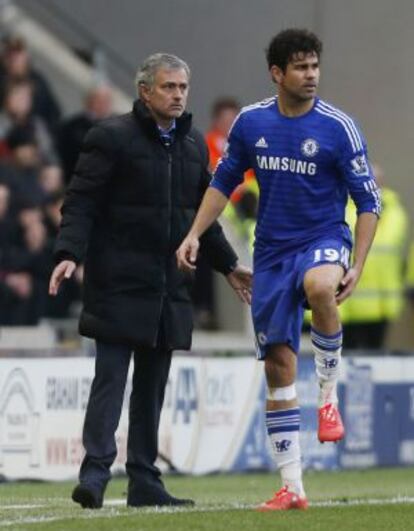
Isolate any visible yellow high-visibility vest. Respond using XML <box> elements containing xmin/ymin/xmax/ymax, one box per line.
<box><xmin>340</xmin><ymin>187</ymin><xmax>408</xmax><ymax>323</ymax></box>
<box><xmin>406</xmin><ymin>242</ymin><xmax>414</xmax><ymax>292</ymax></box>
<box><xmin>223</xmin><ymin>179</ymin><xmax>259</xmax><ymax>252</ymax></box>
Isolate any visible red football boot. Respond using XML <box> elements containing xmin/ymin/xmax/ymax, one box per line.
<box><xmin>318</xmin><ymin>403</ymin><xmax>345</xmax><ymax>442</ymax></box>
<box><xmin>257</xmin><ymin>486</ymin><xmax>308</xmax><ymax>511</ymax></box>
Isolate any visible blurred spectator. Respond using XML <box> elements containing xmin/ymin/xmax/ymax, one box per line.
<box><xmin>204</xmin><ymin>98</ymin><xmax>259</xmax><ymax>253</ymax></box>
<box><xmin>205</xmin><ymin>96</ymin><xmax>256</xmax><ymax>204</ymax></box>
<box><xmin>43</xmin><ymin>191</ymin><xmax>64</xmax><ymax>239</ymax></box>
<box><xmin>0</xmin><ymin>182</ymin><xmax>9</xmax><ymax>218</ymax></box>
<box><xmin>38</xmin><ymin>163</ymin><xmax>65</xmax><ymax>197</ymax></box>
<box><xmin>340</xmin><ymin>164</ymin><xmax>408</xmax><ymax>349</ymax></box>
<box><xmin>233</xmin><ymin>180</ymin><xmax>259</xmax><ymax>251</ymax></box>
<box><xmin>1</xmin><ymin>124</ymin><xmax>46</xmax><ymax>208</ymax></box>
<box><xmin>0</xmin><ymin>182</ymin><xmax>19</xmax><ymax>248</ymax></box>
<box><xmin>18</xmin><ymin>203</ymin><xmax>43</xmax><ymax>230</ymax></box>
<box><xmin>43</xmin><ymin>191</ymin><xmax>82</xmax><ymax>317</ymax></box>
<box><xmin>8</xmin><ymin>124</ymin><xmax>40</xmax><ymax>167</ymax></box>
<box><xmin>0</xmin><ymin>79</ymin><xmax>58</xmax><ymax>163</ymax></box>
<box><xmin>17</xmin><ymin>203</ymin><xmax>77</xmax><ymax>323</ymax></box>
<box><xmin>0</xmin><ymin>36</ymin><xmax>83</xmax><ymax>324</ymax></box>
<box><xmin>193</xmin><ymin>98</ymin><xmax>242</xmax><ymax>330</ymax></box>
<box><xmin>205</xmin><ymin>97</ymin><xmax>240</xmax><ymax>171</ymax></box>
<box><xmin>0</xmin><ymin>196</ymin><xmax>80</xmax><ymax>324</ymax></box>
<box><xmin>0</xmin><ymin>200</ymin><xmax>40</xmax><ymax>325</ymax></box>
<box><xmin>193</xmin><ymin>97</ymin><xmax>258</xmax><ymax>329</ymax></box>
<box><xmin>0</xmin><ymin>36</ymin><xmax>62</xmax><ymax>132</ymax></box>
<box><xmin>58</xmin><ymin>84</ymin><xmax>114</xmax><ymax>183</ymax></box>
<box><xmin>21</xmin><ymin>208</ymin><xmax>51</xmax><ymax>317</ymax></box>
<box><xmin>0</xmin><ymin>270</ymin><xmax>34</xmax><ymax>324</ymax></box>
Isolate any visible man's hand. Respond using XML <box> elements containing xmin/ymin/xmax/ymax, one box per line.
<box><xmin>49</xmin><ymin>260</ymin><xmax>76</xmax><ymax>296</ymax></box>
<box><xmin>176</xmin><ymin>235</ymin><xmax>200</xmax><ymax>272</ymax></box>
<box><xmin>336</xmin><ymin>266</ymin><xmax>361</xmax><ymax>304</ymax></box>
<box><xmin>226</xmin><ymin>265</ymin><xmax>253</xmax><ymax>304</ymax></box>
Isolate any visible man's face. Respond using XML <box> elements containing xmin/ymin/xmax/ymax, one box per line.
<box><xmin>271</xmin><ymin>51</ymin><xmax>320</xmax><ymax>101</ymax></box>
<box><xmin>87</xmin><ymin>87</ymin><xmax>113</xmax><ymax>119</ymax></box>
<box><xmin>140</xmin><ymin>67</ymin><xmax>189</xmax><ymax>124</ymax></box>
<box><xmin>39</xmin><ymin>165</ymin><xmax>63</xmax><ymax>194</ymax></box>
<box><xmin>214</xmin><ymin>108</ymin><xmax>239</xmax><ymax>136</ymax></box>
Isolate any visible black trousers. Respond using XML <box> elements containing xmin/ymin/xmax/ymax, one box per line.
<box><xmin>79</xmin><ymin>339</ymin><xmax>172</xmax><ymax>496</ymax></box>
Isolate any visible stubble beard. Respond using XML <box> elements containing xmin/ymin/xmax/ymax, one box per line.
<box><xmin>288</xmin><ymin>87</ymin><xmax>315</xmax><ymax>103</ymax></box>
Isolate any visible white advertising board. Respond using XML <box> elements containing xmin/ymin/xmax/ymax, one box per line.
<box><xmin>0</xmin><ymin>358</ymin><xmax>129</xmax><ymax>480</ymax></box>
<box><xmin>0</xmin><ymin>356</ymin><xmax>262</xmax><ymax>480</ymax></box>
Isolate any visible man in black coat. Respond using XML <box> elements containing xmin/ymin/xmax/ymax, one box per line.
<box><xmin>49</xmin><ymin>53</ymin><xmax>251</xmax><ymax>509</ymax></box>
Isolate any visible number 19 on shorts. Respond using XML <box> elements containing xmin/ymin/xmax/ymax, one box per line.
<box><xmin>313</xmin><ymin>246</ymin><xmax>350</xmax><ymax>268</ymax></box>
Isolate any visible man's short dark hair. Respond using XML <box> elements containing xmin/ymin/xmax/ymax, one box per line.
<box><xmin>211</xmin><ymin>97</ymin><xmax>240</xmax><ymax>119</ymax></box>
<box><xmin>266</xmin><ymin>29</ymin><xmax>322</xmax><ymax>72</ymax></box>
<box><xmin>2</xmin><ymin>35</ymin><xmax>27</xmax><ymax>53</ymax></box>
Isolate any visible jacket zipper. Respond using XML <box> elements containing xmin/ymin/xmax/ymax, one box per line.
<box><xmin>166</xmin><ymin>151</ymin><xmax>172</xmax><ymax>259</ymax></box>
<box><xmin>155</xmin><ymin>147</ymin><xmax>172</xmax><ymax>346</ymax></box>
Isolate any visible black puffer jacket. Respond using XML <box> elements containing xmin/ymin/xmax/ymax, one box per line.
<box><xmin>54</xmin><ymin>100</ymin><xmax>237</xmax><ymax>349</ymax></box>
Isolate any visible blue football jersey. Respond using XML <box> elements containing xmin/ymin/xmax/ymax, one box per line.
<box><xmin>210</xmin><ymin>96</ymin><xmax>381</xmax><ymax>271</ymax></box>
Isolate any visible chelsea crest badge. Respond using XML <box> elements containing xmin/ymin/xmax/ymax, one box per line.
<box><xmin>301</xmin><ymin>138</ymin><xmax>319</xmax><ymax>157</ymax></box>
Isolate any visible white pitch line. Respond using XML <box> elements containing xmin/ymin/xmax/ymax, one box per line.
<box><xmin>105</xmin><ymin>499</ymin><xmax>126</xmax><ymax>506</ymax></box>
<box><xmin>0</xmin><ymin>516</ymin><xmax>63</xmax><ymax>527</ymax></box>
<box><xmin>1</xmin><ymin>496</ymin><xmax>414</xmax><ymax>527</ymax></box>
<box><xmin>2</xmin><ymin>505</ymin><xmax>48</xmax><ymax>510</ymax></box>
<box><xmin>312</xmin><ymin>496</ymin><xmax>414</xmax><ymax>508</ymax></box>
<box><xmin>0</xmin><ymin>499</ymin><xmax>127</xmax><ymax>510</ymax></box>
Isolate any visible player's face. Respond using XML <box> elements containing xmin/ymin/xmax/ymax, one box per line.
<box><xmin>273</xmin><ymin>52</ymin><xmax>320</xmax><ymax>102</ymax></box>
<box><xmin>141</xmin><ymin>67</ymin><xmax>189</xmax><ymax>126</ymax></box>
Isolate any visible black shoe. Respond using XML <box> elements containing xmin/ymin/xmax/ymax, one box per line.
<box><xmin>127</xmin><ymin>488</ymin><xmax>194</xmax><ymax>508</ymax></box>
<box><xmin>72</xmin><ymin>484</ymin><xmax>103</xmax><ymax>509</ymax></box>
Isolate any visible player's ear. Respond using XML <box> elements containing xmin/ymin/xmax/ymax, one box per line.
<box><xmin>139</xmin><ymin>83</ymin><xmax>151</xmax><ymax>104</ymax></box>
<box><xmin>270</xmin><ymin>65</ymin><xmax>283</xmax><ymax>85</ymax></box>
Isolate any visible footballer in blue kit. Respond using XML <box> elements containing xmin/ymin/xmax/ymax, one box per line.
<box><xmin>177</xmin><ymin>29</ymin><xmax>380</xmax><ymax>510</ymax></box>
<box><xmin>212</xmin><ymin>92</ymin><xmax>380</xmax><ymax>358</ymax></box>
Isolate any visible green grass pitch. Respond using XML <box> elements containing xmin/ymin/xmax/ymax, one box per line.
<box><xmin>1</xmin><ymin>468</ymin><xmax>414</xmax><ymax>530</ymax></box>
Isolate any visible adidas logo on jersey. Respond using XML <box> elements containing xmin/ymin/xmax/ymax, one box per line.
<box><xmin>255</xmin><ymin>137</ymin><xmax>268</xmax><ymax>148</ymax></box>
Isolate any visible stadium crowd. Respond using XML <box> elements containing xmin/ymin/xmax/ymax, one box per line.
<box><xmin>0</xmin><ymin>35</ymin><xmax>95</xmax><ymax>325</ymax></box>
<box><xmin>0</xmin><ymin>34</ymin><xmax>411</xmax><ymax>350</ymax></box>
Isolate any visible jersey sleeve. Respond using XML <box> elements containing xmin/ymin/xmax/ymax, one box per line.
<box><xmin>336</xmin><ymin>119</ymin><xmax>381</xmax><ymax>217</ymax></box>
<box><xmin>209</xmin><ymin>113</ymin><xmax>251</xmax><ymax>197</ymax></box>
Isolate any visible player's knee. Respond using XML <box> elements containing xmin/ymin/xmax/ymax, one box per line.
<box><xmin>305</xmin><ymin>279</ymin><xmax>336</xmax><ymax>309</ymax></box>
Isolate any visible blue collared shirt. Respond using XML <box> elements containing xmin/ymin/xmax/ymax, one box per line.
<box><xmin>158</xmin><ymin>120</ymin><xmax>176</xmax><ymax>147</ymax></box>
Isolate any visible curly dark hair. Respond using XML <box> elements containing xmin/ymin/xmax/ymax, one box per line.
<box><xmin>266</xmin><ymin>29</ymin><xmax>322</xmax><ymax>72</ymax></box>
